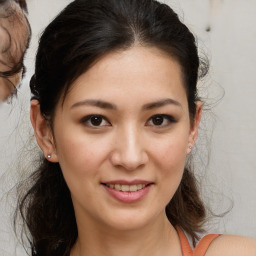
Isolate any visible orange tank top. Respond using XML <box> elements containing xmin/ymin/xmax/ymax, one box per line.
<box><xmin>176</xmin><ymin>227</ymin><xmax>220</xmax><ymax>256</ymax></box>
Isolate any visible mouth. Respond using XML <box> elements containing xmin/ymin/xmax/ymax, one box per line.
<box><xmin>101</xmin><ymin>181</ymin><xmax>153</xmax><ymax>203</ymax></box>
<box><xmin>103</xmin><ymin>183</ymin><xmax>149</xmax><ymax>192</ymax></box>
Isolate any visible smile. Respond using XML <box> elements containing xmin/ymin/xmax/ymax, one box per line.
<box><xmin>101</xmin><ymin>180</ymin><xmax>153</xmax><ymax>203</ymax></box>
<box><xmin>105</xmin><ymin>184</ymin><xmax>146</xmax><ymax>192</ymax></box>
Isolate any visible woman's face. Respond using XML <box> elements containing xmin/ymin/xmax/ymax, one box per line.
<box><xmin>50</xmin><ymin>46</ymin><xmax>200</xmax><ymax>231</ymax></box>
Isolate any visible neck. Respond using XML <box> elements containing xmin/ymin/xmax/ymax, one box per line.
<box><xmin>71</xmin><ymin>213</ymin><xmax>181</xmax><ymax>256</ymax></box>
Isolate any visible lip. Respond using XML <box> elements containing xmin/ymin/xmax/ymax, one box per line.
<box><xmin>101</xmin><ymin>180</ymin><xmax>153</xmax><ymax>203</ymax></box>
<box><xmin>102</xmin><ymin>179</ymin><xmax>152</xmax><ymax>185</ymax></box>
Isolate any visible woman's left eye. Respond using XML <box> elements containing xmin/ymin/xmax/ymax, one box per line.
<box><xmin>80</xmin><ymin>115</ymin><xmax>110</xmax><ymax>127</ymax></box>
<box><xmin>146</xmin><ymin>114</ymin><xmax>176</xmax><ymax>127</ymax></box>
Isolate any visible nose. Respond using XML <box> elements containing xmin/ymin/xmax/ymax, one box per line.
<box><xmin>110</xmin><ymin>125</ymin><xmax>148</xmax><ymax>171</ymax></box>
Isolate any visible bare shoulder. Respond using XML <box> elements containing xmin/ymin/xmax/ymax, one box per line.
<box><xmin>205</xmin><ymin>234</ymin><xmax>256</xmax><ymax>256</ymax></box>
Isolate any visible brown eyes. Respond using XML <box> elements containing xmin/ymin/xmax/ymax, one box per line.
<box><xmin>89</xmin><ymin>116</ymin><xmax>105</xmax><ymax>126</ymax></box>
<box><xmin>152</xmin><ymin>116</ymin><xmax>164</xmax><ymax>125</ymax></box>
<box><xmin>81</xmin><ymin>114</ymin><xmax>176</xmax><ymax>128</ymax></box>
<box><xmin>147</xmin><ymin>114</ymin><xmax>177</xmax><ymax>127</ymax></box>
<box><xmin>81</xmin><ymin>115</ymin><xmax>110</xmax><ymax>127</ymax></box>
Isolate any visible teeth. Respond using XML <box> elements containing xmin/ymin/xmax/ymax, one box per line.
<box><xmin>115</xmin><ymin>184</ymin><xmax>121</xmax><ymax>191</ymax></box>
<box><xmin>106</xmin><ymin>184</ymin><xmax>146</xmax><ymax>192</ymax></box>
<box><xmin>137</xmin><ymin>184</ymin><xmax>143</xmax><ymax>190</ymax></box>
<box><xmin>129</xmin><ymin>185</ymin><xmax>137</xmax><ymax>192</ymax></box>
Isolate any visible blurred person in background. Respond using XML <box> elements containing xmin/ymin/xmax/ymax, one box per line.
<box><xmin>0</xmin><ymin>0</ymin><xmax>30</xmax><ymax>102</ymax></box>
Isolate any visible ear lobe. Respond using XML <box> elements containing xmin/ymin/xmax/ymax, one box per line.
<box><xmin>30</xmin><ymin>100</ymin><xmax>58</xmax><ymax>162</ymax></box>
<box><xmin>187</xmin><ymin>101</ymin><xmax>202</xmax><ymax>154</ymax></box>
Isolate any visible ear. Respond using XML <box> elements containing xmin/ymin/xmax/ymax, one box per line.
<box><xmin>187</xmin><ymin>101</ymin><xmax>202</xmax><ymax>154</ymax></box>
<box><xmin>30</xmin><ymin>100</ymin><xmax>59</xmax><ymax>162</ymax></box>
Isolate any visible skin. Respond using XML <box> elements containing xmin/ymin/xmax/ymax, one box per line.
<box><xmin>31</xmin><ymin>46</ymin><xmax>256</xmax><ymax>256</ymax></box>
<box><xmin>0</xmin><ymin>1</ymin><xmax>30</xmax><ymax>102</ymax></box>
<box><xmin>206</xmin><ymin>234</ymin><xmax>256</xmax><ymax>256</ymax></box>
<box><xmin>0</xmin><ymin>73</ymin><xmax>21</xmax><ymax>101</ymax></box>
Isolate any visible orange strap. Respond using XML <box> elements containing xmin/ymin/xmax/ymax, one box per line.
<box><xmin>176</xmin><ymin>227</ymin><xmax>220</xmax><ymax>256</ymax></box>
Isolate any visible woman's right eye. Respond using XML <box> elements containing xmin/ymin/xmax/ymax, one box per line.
<box><xmin>80</xmin><ymin>115</ymin><xmax>110</xmax><ymax>127</ymax></box>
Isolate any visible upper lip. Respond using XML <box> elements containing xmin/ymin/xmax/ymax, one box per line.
<box><xmin>101</xmin><ymin>180</ymin><xmax>153</xmax><ymax>185</ymax></box>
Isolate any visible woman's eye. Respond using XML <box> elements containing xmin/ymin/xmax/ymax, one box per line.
<box><xmin>81</xmin><ymin>115</ymin><xmax>110</xmax><ymax>127</ymax></box>
<box><xmin>147</xmin><ymin>114</ymin><xmax>176</xmax><ymax>127</ymax></box>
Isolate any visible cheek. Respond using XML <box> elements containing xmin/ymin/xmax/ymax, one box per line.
<box><xmin>55</xmin><ymin>135</ymin><xmax>106</xmax><ymax>201</ymax></box>
<box><xmin>55</xmin><ymin>131</ymin><xmax>110</xmax><ymax>178</ymax></box>
<box><xmin>151</xmin><ymin>132</ymin><xmax>189</xmax><ymax>170</ymax></box>
<box><xmin>158</xmin><ymin>142</ymin><xmax>186</xmax><ymax>185</ymax></box>
<box><xmin>155</xmin><ymin>139</ymin><xmax>187</xmax><ymax>198</ymax></box>
<box><xmin>150</xmin><ymin>131</ymin><xmax>189</xmax><ymax>195</ymax></box>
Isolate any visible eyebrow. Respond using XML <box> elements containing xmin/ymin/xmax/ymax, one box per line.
<box><xmin>71</xmin><ymin>98</ymin><xmax>182</xmax><ymax>110</ymax></box>
<box><xmin>142</xmin><ymin>98</ymin><xmax>182</xmax><ymax>110</ymax></box>
<box><xmin>71</xmin><ymin>99</ymin><xmax>117</xmax><ymax>110</ymax></box>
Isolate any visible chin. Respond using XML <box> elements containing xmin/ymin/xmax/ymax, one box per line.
<box><xmin>108</xmin><ymin>219</ymin><xmax>149</xmax><ymax>231</ymax></box>
<box><xmin>101</xmin><ymin>209</ymin><xmax>164</xmax><ymax>232</ymax></box>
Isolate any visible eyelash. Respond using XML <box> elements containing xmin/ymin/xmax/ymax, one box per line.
<box><xmin>80</xmin><ymin>114</ymin><xmax>177</xmax><ymax>128</ymax></box>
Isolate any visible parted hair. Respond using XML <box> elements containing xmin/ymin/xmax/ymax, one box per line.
<box><xmin>16</xmin><ymin>0</ymin><xmax>208</xmax><ymax>255</ymax></box>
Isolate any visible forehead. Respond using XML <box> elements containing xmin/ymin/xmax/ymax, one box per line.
<box><xmin>64</xmin><ymin>46</ymin><xmax>188</xmax><ymax>109</ymax></box>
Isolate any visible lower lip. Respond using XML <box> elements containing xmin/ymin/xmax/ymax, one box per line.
<box><xmin>103</xmin><ymin>184</ymin><xmax>152</xmax><ymax>203</ymax></box>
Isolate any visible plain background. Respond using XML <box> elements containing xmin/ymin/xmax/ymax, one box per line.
<box><xmin>0</xmin><ymin>0</ymin><xmax>255</xmax><ymax>255</ymax></box>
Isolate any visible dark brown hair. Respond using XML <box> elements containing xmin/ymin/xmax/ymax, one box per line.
<box><xmin>16</xmin><ymin>0</ymin><xmax>208</xmax><ymax>255</ymax></box>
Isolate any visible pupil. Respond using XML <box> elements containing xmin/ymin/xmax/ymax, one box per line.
<box><xmin>91</xmin><ymin>116</ymin><xmax>102</xmax><ymax>126</ymax></box>
<box><xmin>153</xmin><ymin>116</ymin><xmax>163</xmax><ymax>125</ymax></box>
